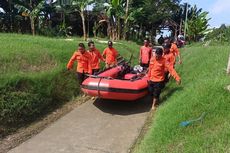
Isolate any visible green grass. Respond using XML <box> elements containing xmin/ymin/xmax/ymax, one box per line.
<box><xmin>0</xmin><ymin>33</ymin><xmax>140</xmax><ymax>135</ymax></box>
<box><xmin>3</xmin><ymin>34</ymin><xmax>229</xmax><ymax>152</ymax></box>
<box><xmin>134</xmin><ymin>45</ymin><xmax>230</xmax><ymax>152</ymax></box>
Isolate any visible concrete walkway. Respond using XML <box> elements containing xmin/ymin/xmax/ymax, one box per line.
<box><xmin>9</xmin><ymin>97</ymin><xmax>151</xmax><ymax>153</ymax></box>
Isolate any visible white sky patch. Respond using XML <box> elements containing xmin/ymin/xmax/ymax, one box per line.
<box><xmin>0</xmin><ymin>7</ymin><xmax>5</xmax><ymax>13</ymax></box>
<box><xmin>209</xmin><ymin>0</ymin><xmax>230</xmax><ymax>14</ymax></box>
<box><xmin>181</xmin><ymin>0</ymin><xmax>230</xmax><ymax>28</ymax></box>
<box><xmin>86</xmin><ymin>4</ymin><xmax>94</xmax><ymax>11</ymax></box>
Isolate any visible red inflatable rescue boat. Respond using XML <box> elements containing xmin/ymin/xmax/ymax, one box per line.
<box><xmin>81</xmin><ymin>63</ymin><xmax>149</xmax><ymax>101</ymax></box>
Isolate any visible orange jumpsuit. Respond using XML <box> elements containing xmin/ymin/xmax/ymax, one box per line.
<box><xmin>148</xmin><ymin>56</ymin><xmax>180</xmax><ymax>98</ymax></box>
<box><xmin>67</xmin><ymin>51</ymin><xmax>92</xmax><ymax>74</ymax></box>
<box><xmin>170</xmin><ymin>43</ymin><xmax>180</xmax><ymax>64</ymax></box>
<box><xmin>102</xmin><ymin>47</ymin><xmax>118</xmax><ymax>65</ymax></box>
<box><xmin>88</xmin><ymin>48</ymin><xmax>104</xmax><ymax>70</ymax></box>
<box><xmin>148</xmin><ymin>56</ymin><xmax>180</xmax><ymax>82</ymax></box>
<box><xmin>139</xmin><ymin>46</ymin><xmax>152</xmax><ymax>65</ymax></box>
<box><xmin>163</xmin><ymin>52</ymin><xmax>176</xmax><ymax>83</ymax></box>
<box><xmin>163</xmin><ymin>52</ymin><xmax>175</xmax><ymax>71</ymax></box>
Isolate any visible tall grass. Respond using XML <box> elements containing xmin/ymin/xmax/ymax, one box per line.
<box><xmin>0</xmin><ymin>33</ymin><xmax>140</xmax><ymax>134</ymax></box>
<box><xmin>134</xmin><ymin>45</ymin><xmax>230</xmax><ymax>152</ymax></box>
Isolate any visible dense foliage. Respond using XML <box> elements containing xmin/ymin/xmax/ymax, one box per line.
<box><xmin>205</xmin><ymin>24</ymin><xmax>230</xmax><ymax>43</ymax></box>
<box><xmin>0</xmin><ymin>0</ymin><xmax>210</xmax><ymax>41</ymax></box>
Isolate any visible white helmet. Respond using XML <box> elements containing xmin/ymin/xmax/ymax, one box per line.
<box><xmin>133</xmin><ymin>65</ymin><xmax>143</xmax><ymax>73</ymax></box>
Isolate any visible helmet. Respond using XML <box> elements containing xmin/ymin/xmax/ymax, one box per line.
<box><xmin>133</xmin><ymin>65</ymin><xmax>144</xmax><ymax>73</ymax></box>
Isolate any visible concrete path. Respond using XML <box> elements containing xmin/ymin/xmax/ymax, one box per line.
<box><xmin>9</xmin><ymin>96</ymin><xmax>151</xmax><ymax>153</ymax></box>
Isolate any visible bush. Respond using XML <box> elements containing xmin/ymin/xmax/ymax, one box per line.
<box><xmin>38</xmin><ymin>26</ymin><xmax>58</xmax><ymax>37</ymax></box>
<box><xmin>50</xmin><ymin>70</ymin><xmax>80</xmax><ymax>103</ymax></box>
<box><xmin>205</xmin><ymin>24</ymin><xmax>230</xmax><ymax>44</ymax></box>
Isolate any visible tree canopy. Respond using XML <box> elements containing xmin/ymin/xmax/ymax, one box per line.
<box><xmin>0</xmin><ymin>0</ymin><xmax>210</xmax><ymax>41</ymax></box>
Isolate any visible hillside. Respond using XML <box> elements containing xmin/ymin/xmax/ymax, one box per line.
<box><xmin>134</xmin><ymin>44</ymin><xmax>230</xmax><ymax>152</ymax></box>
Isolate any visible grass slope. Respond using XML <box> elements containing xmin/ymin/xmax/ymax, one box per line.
<box><xmin>0</xmin><ymin>33</ymin><xmax>140</xmax><ymax>134</ymax></box>
<box><xmin>134</xmin><ymin>44</ymin><xmax>230</xmax><ymax>153</ymax></box>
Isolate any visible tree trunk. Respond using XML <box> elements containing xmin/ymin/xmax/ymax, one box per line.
<box><xmin>29</xmin><ymin>0</ymin><xmax>35</xmax><ymax>36</ymax></box>
<box><xmin>179</xmin><ymin>18</ymin><xmax>182</xmax><ymax>34</ymax></box>
<box><xmin>174</xmin><ymin>27</ymin><xmax>178</xmax><ymax>39</ymax></box>
<box><xmin>117</xmin><ymin>17</ymin><xmax>121</xmax><ymax>40</ymax></box>
<box><xmin>30</xmin><ymin>16</ymin><xmax>35</xmax><ymax>36</ymax></box>
<box><xmin>123</xmin><ymin>0</ymin><xmax>130</xmax><ymax>40</ymax></box>
<box><xmin>93</xmin><ymin>31</ymin><xmax>96</xmax><ymax>38</ymax></box>
<box><xmin>93</xmin><ymin>22</ymin><xmax>97</xmax><ymax>38</ymax></box>
<box><xmin>150</xmin><ymin>28</ymin><xmax>156</xmax><ymax>43</ymax></box>
<box><xmin>80</xmin><ymin>10</ymin><xmax>87</xmax><ymax>41</ymax></box>
<box><xmin>112</xmin><ymin>27</ymin><xmax>116</xmax><ymax>41</ymax></box>
<box><xmin>110</xmin><ymin>17</ymin><xmax>116</xmax><ymax>41</ymax></box>
<box><xmin>107</xmin><ymin>20</ymin><xmax>112</xmax><ymax>40</ymax></box>
<box><xmin>227</xmin><ymin>54</ymin><xmax>230</xmax><ymax>74</ymax></box>
<box><xmin>139</xmin><ymin>24</ymin><xmax>142</xmax><ymax>40</ymax></box>
<box><xmin>123</xmin><ymin>20</ymin><xmax>128</xmax><ymax>40</ymax></box>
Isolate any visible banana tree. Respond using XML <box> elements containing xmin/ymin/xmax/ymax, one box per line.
<box><xmin>122</xmin><ymin>4</ymin><xmax>143</xmax><ymax>40</ymax></box>
<box><xmin>186</xmin><ymin>8</ymin><xmax>210</xmax><ymax>41</ymax></box>
<box><xmin>104</xmin><ymin>0</ymin><xmax>125</xmax><ymax>40</ymax></box>
<box><xmin>72</xmin><ymin>0</ymin><xmax>93</xmax><ymax>41</ymax></box>
<box><xmin>122</xmin><ymin>0</ymin><xmax>130</xmax><ymax>39</ymax></box>
<box><xmin>92</xmin><ymin>0</ymin><xmax>125</xmax><ymax>40</ymax></box>
<box><xmin>15</xmin><ymin>0</ymin><xmax>46</xmax><ymax>36</ymax></box>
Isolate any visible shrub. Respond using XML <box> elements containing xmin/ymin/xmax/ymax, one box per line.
<box><xmin>205</xmin><ymin>24</ymin><xmax>230</xmax><ymax>44</ymax></box>
<box><xmin>0</xmin><ymin>70</ymin><xmax>80</xmax><ymax>126</ymax></box>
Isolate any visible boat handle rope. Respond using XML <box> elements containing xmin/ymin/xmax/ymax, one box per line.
<box><xmin>85</xmin><ymin>74</ymin><xmax>114</xmax><ymax>80</ymax></box>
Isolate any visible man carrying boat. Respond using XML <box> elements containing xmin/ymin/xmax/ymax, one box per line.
<box><xmin>102</xmin><ymin>41</ymin><xmax>119</xmax><ymax>68</ymax></box>
<box><xmin>139</xmin><ymin>38</ymin><xmax>152</xmax><ymax>68</ymax></box>
<box><xmin>148</xmin><ymin>48</ymin><xmax>181</xmax><ymax>110</ymax></box>
<box><xmin>88</xmin><ymin>41</ymin><xmax>105</xmax><ymax>75</ymax></box>
<box><xmin>170</xmin><ymin>38</ymin><xmax>182</xmax><ymax>65</ymax></box>
<box><xmin>67</xmin><ymin>43</ymin><xmax>92</xmax><ymax>85</ymax></box>
<box><xmin>162</xmin><ymin>43</ymin><xmax>175</xmax><ymax>84</ymax></box>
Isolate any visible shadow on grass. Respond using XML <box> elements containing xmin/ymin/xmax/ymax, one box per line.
<box><xmin>93</xmin><ymin>95</ymin><xmax>152</xmax><ymax>116</ymax></box>
<box><xmin>160</xmin><ymin>86</ymin><xmax>184</xmax><ymax>104</ymax></box>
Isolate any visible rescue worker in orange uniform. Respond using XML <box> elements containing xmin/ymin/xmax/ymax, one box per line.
<box><xmin>67</xmin><ymin>43</ymin><xmax>92</xmax><ymax>85</ymax></box>
<box><xmin>163</xmin><ymin>43</ymin><xmax>175</xmax><ymax>83</ymax></box>
<box><xmin>139</xmin><ymin>38</ymin><xmax>152</xmax><ymax>68</ymax></box>
<box><xmin>170</xmin><ymin>38</ymin><xmax>182</xmax><ymax>65</ymax></box>
<box><xmin>102</xmin><ymin>41</ymin><xmax>119</xmax><ymax>68</ymax></box>
<box><xmin>148</xmin><ymin>48</ymin><xmax>181</xmax><ymax>110</ymax></box>
<box><xmin>164</xmin><ymin>37</ymin><xmax>170</xmax><ymax>44</ymax></box>
<box><xmin>88</xmin><ymin>41</ymin><xmax>105</xmax><ymax>75</ymax></box>
<box><xmin>149</xmin><ymin>42</ymin><xmax>153</xmax><ymax>50</ymax></box>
